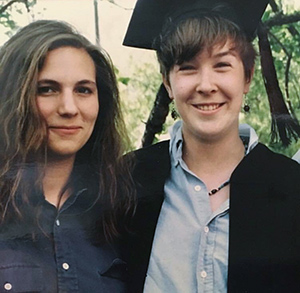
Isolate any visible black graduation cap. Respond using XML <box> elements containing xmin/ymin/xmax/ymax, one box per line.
<box><xmin>123</xmin><ymin>0</ymin><xmax>269</xmax><ymax>50</ymax></box>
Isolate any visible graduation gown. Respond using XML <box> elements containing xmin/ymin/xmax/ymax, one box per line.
<box><xmin>124</xmin><ymin>141</ymin><xmax>300</xmax><ymax>293</ymax></box>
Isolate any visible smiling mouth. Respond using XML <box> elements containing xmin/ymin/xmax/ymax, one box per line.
<box><xmin>194</xmin><ymin>103</ymin><xmax>224</xmax><ymax>111</ymax></box>
<box><xmin>49</xmin><ymin>126</ymin><xmax>81</xmax><ymax>135</ymax></box>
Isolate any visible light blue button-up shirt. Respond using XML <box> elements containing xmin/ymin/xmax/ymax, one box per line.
<box><xmin>144</xmin><ymin>121</ymin><xmax>258</xmax><ymax>293</ymax></box>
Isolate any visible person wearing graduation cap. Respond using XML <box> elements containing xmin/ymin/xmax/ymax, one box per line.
<box><xmin>122</xmin><ymin>0</ymin><xmax>300</xmax><ymax>292</ymax></box>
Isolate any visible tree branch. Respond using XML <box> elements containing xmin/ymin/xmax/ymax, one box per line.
<box><xmin>266</xmin><ymin>0</ymin><xmax>300</xmax><ymax>38</ymax></box>
<box><xmin>284</xmin><ymin>53</ymin><xmax>295</xmax><ymax>116</ymax></box>
<box><xmin>0</xmin><ymin>0</ymin><xmax>19</xmax><ymax>14</ymax></box>
<box><xmin>268</xmin><ymin>30</ymin><xmax>290</xmax><ymax>56</ymax></box>
<box><xmin>0</xmin><ymin>0</ymin><xmax>30</xmax><ymax>14</ymax></box>
<box><xmin>264</xmin><ymin>12</ymin><xmax>300</xmax><ymax>28</ymax></box>
<box><xmin>269</xmin><ymin>0</ymin><xmax>280</xmax><ymax>11</ymax></box>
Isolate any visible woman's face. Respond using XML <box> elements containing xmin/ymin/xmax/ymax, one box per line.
<box><xmin>37</xmin><ymin>46</ymin><xmax>99</xmax><ymax>159</ymax></box>
<box><xmin>164</xmin><ymin>40</ymin><xmax>251</xmax><ymax>143</ymax></box>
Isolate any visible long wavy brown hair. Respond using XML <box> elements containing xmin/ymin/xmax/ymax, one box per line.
<box><xmin>0</xmin><ymin>20</ymin><xmax>135</xmax><ymax>240</ymax></box>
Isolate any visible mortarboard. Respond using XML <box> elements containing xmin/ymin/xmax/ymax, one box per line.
<box><xmin>123</xmin><ymin>0</ymin><xmax>269</xmax><ymax>49</ymax></box>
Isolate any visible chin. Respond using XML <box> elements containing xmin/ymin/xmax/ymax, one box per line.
<box><xmin>190</xmin><ymin>126</ymin><xmax>228</xmax><ymax>142</ymax></box>
<box><xmin>47</xmin><ymin>147</ymin><xmax>81</xmax><ymax>160</ymax></box>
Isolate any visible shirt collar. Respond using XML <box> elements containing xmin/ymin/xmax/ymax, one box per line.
<box><xmin>292</xmin><ymin>149</ymin><xmax>300</xmax><ymax>163</ymax></box>
<box><xmin>238</xmin><ymin>123</ymin><xmax>259</xmax><ymax>154</ymax></box>
<box><xmin>169</xmin><ymin>121</ymin><xmax>184</xmax><ymax>166</ymax></box>
<box><xmin>169</xmin><ymin>121</ymin><xmax>259</xmax><ymax>165</ymax></box>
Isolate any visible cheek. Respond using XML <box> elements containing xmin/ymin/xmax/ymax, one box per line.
<box><xmin>221</xmin><ymin>76</ymin><xmax>247</xmax><ymax>98</ymax></box>
<box><xmin>86</xmin><ymin>98</ymin><xmax>99</xmax><ymax>123</ymax></box>
<box><xmin>36</xmin><ymin>98</ymin><xmax>53</xmax><ymax>121</ymax></box>
<box><xmin>175</xmin><ymin>76</ymin><xmax>197</xmax><ymax>97</ymax></box>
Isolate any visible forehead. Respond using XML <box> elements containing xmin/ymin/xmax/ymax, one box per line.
<box><xmin>182</xmin><ymin>39</ymin><xmax>241</xmax><ymax>64</ymax></box>
<box><xmin>207</xmin><ymin>40</ymin><xmax>240</xmax><ymax>58</ymax></box>
<box><xmin>38</xmin><ymin>47</ymin><xmax>96</xmax><ymax>80</ymax></box>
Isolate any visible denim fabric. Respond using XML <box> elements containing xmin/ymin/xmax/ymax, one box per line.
<box><xmin>0</xmin><ymin>188</ymin><xmax>127</xmax><ymax>293</ymax></box>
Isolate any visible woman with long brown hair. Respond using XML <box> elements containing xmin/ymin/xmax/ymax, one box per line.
<box><xmin>0</xmin><ymin>20</ymin><xmax>133</xmax><ymax>291</ymax></box>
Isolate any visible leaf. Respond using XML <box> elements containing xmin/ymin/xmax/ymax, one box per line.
<box><xmin>118</xmin><ymin>77</ymin><xmax>131</xmax><ymax>85</ymax></box>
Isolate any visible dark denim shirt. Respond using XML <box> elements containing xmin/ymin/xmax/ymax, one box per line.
<box><xmin>0</xmin><ymin>187</ymin><xmax>127</xmax><ymax>292</ymax></box>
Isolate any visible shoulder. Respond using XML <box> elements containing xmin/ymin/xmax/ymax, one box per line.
<box><xmin>250</xmin><ymin>143</ymin><xmax>299</xmax><ymax>171</ymax></box>
<box><xmin>130</xmin><ymin>140</ymin><xmax>171</xmax><ymax>194</ymax></box>
<box><xmin>132</xmin><ymin>140</ymin><xmax>170</xmax><ymax>177</ymax></box>
<box><xmin>133</xmin><ymin>140</ymin><xmax>170</xmax><ymax>162</ymax></box>
<box><xmin>237</xmin><ymin>143</ymin><xmax>299</xmax><ymax>171</ymax></box>
<box><xmin>233</xmin><ymin>143</ymin><xmax>300</xmax><ymax>192</ymax></box>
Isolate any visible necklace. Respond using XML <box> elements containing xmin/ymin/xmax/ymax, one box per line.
<box><xmin>208</xmin><ymin>141</ymin><xmax>246</xmax><ymax>196</ymax></box>
<box><xmin>208</xmin><ymin>180</ymin><xmax>230</xmax><ymax>196</ymax></box>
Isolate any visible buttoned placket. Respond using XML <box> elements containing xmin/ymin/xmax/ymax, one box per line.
<box><xmin>175</xmin><ymin>136</ymin><xmax>231</xmax><ymax>292</ymax></box>
<box><xmin>177</xmin><ymin>158</ymin><xmax>215</xmax><ymax>292</ymax></box>
<box><xmin>53</xmin><ymin>189</ymin><xmax>87</xmax><ymax>292</ymax></box>
<box><xmin>196</xmin><ymin>202</ymin><xmax>229</xmax><ymax>293</ymax></box>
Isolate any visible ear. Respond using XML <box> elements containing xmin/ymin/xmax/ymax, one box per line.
<box><xmin>244</xmin><ymin>66</ymin><xmax>255</xmax><ymax>94</ymax></box>
<box><xmin>162</xmin><ymin>75</ymin><xmax>174</xmax><ymax>100</ymax></box>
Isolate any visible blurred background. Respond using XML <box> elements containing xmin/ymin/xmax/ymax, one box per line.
<box><xmin>0</xmin><ymin>0</ymin><xmax>300</xmax><ymax>156</ymax></box>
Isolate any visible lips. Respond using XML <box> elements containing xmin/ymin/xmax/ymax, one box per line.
<box><xmin>49</xmin><ymin>126</ymin><xmax>82</xmax><ymax>135</ymax></box>
<box><xmin>193</xmin><ymin>103</ymin><xmax>225</xmax><ymax>111</ymax></box>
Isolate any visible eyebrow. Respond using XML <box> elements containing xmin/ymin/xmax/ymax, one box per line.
<box><xmin>76</xmin><ymin>80</ymin><xmax>97</xmax><ymax>86</ymax></box>
<box><xmin>213</xmin><ymin>49</ymin><xmax>238</xmax><ymax>58</ymax></box>
<box><xmin>37</xmin><ymin>79</ymin><xmax>97</xmax><ymax>86</ymax></box>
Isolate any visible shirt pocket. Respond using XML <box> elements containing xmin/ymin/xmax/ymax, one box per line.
<box><xmin>0</xmin><ymin>265</ymin><xmax>43</xmax><ymax>292</ymax></box>
<box><xmin>99</xmin><ymin>258</ymin><xmax>128</xmax><ymax>282</ymax></box>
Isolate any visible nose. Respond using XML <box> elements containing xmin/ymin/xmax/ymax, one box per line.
<box><xmin>58</xmin><ymin>90</ymin><xmax>78</xmax><ymax>117</ymax></box>
<box><xmin>195</xmin><ymin>70</ymin><xmax>217</xmax><ymax>96</ymax></box>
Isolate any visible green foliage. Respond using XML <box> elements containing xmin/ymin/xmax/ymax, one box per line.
<box><xmin>0</xmin><ymin>0</ymin><xmax>36</xmax><ymax>36</ymax></box>
<box><xmin>118</xmin><ymin>77</ymin><xmax>130</xmax><ymax>86</ymax></box>
<box><xmin>118</xmin><ymin>63</ymin><xmax>163</xmax><ymax>148</ymax></box>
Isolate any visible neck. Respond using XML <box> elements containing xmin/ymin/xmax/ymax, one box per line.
<box><xmin>182</xmin><ymin>129</ymin><xmax>245</xmax><ymax>183</ymax></box>
<box><xmin>181</xmin><ymin>127</ymin><xmax>245</xmax><ymax>212</ymax></box>
<box><xmin>42</xmin><ymin>155</ymin><xmax>75</xmax><ymax>208</ymax></box>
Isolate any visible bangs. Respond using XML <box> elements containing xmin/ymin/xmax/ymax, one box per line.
<box><xmin>156</xmin><ymin>15</ymin><xmax>255</xmax><ymax>79</ymax></box>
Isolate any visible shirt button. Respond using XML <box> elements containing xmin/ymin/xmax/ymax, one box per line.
<box><xmin>56</xmin><ymin>219</ymin><xmax>60</xmax><ymax>226</ymax></box>
<box><xmin>62</xmin><ymin>262</ymin><xmax>70</xmax><ymax>270</ymax></box>
<box><xmin>200</xmin><ymin>270</ymin><xmax>207</xmax><ymax>278</ymax></box>
<box><xmin>4</xmin><ymin>283</ymin><xmax>12</xmax><ymax>290</ymax></box>
<box><xmin>204</xmin><ymin>226</ymin><xmax>209</xmax><ymax>233</ymax></box>
<box><xmin>194</xmin><ymin>185</ymin><xmax>202</xmax><ymax>191</ymax></box>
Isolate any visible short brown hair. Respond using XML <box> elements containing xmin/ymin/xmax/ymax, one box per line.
<box><xmin>156</xmin><ymin>15</ymin><xmax>256</xmax><ymax>82</ymax></box>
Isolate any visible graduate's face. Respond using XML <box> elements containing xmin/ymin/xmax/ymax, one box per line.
<box><xmin>37</xmin><ymin>47</ymin><xmax>99</xmax><ymax>159</ymax></box>
<box><xmin>164</xmin><ymin>41</ymin><xmax>251</xmax><ymax>143</ymax></box>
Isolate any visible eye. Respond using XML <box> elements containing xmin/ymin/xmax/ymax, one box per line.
<box><xmin>178</xmin><ymin>65</ymin><xmax>195</xmax><ymax>71</ymax></box>
<box><xmin>215</xmin><ymin>62</ymin><xmax>231</xmax><ymax>68</ymax></box>
<box><xmin>76</xmin><ymin>86</ymin><xmax>93</xmax><ymax>95</ymax></box>
<box><xmin>37</xmin><ymin>86</ymin><xmax>56</xmax><ymax>95</ymax></box>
